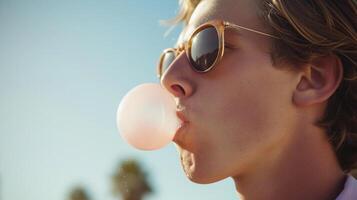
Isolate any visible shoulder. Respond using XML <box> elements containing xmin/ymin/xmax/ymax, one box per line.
<box><xmin>335</xmin><ymin>174</ymin><xmax>357</xmax><ymax>200</ymax></box>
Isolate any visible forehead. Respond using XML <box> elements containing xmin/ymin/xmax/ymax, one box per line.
<box><xmin>177</xmin><ymin>0</ymin><xmax>264</xmax><ymax>44</ymax></box>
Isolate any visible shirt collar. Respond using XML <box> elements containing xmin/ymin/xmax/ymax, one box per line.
<box><xmin>335</xmin><ymin>174</ymin><xmax>357</xmax><ymax>200</ymax></box>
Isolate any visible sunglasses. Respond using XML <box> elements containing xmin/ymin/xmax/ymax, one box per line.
<box><xmin>157</xmin><ymin>20</ymin><xmax>278</xmax><ymax>79</ymax></box>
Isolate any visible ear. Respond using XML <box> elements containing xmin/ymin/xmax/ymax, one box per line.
<box><xmin>293</xmin><ymin>55</ymin><xmax>343</xmax><ymax>107</ymax></box>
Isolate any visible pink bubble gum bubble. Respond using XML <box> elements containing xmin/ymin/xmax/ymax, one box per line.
<box><xmin>116</xmin><ymin>83</ymin><xmax>180</xmax><ymax>150</ymax></box>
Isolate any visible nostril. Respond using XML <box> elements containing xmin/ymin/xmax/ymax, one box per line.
<box><xmin>171</xmin><ymin>84</ymin><xmax>186</xmax><ymax>96</ymax></box>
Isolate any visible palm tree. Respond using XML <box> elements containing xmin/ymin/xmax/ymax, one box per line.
<box><xmin>68</xmin><ymin>186</ymin><xmax>91</xmax><ymax>200</ymax></box>
<box><xmin>112</xmin><ymin>159</ymin><xmax>153</xmax><ymax>200</ymax></box>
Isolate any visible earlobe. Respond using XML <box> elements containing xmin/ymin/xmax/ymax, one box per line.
<box><xmin>293</xmin><ymin>56</ymin><xmax>343</xmax><ymax>107</ymax></box>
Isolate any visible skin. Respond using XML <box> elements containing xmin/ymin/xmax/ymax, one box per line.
<box><xmin>160</xmin><ymin>0</ymin><xmax>346</xmax><ymax>199</ymax></box>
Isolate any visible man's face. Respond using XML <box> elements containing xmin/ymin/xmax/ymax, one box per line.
<box><xmin>161</xmin><ymin>0</ymin><xmax>298</xmax><ymax>183</ymax></box>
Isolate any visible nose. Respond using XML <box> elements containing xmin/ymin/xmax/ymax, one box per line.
<box><xmin>160</xmin><ymin>52</ymin><xmax>195</xmax><ymax>98</ymax></box>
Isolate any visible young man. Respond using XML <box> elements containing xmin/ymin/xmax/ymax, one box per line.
<box><xmin>157</xmin><ymin>0</ymin><xmax>357</xmax><ymax>199</ymax></box>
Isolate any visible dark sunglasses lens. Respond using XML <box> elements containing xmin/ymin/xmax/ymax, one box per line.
<box><xmin>190</xmin><ymin>26</ymin><xmax>219</xmax><ymax>72</ymax></box>
<box><xmin>161</xmin><ymin>51</ymin><xmax>176</xmax><ymax>76</ymax></box>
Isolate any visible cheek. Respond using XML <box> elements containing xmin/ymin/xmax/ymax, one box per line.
<box><xmin>195</xmin><ymin>50</ymin><xmax>294</xmax><ymax>157</ymax></box>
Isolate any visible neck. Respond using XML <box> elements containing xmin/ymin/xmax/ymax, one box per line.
<box><xmin>232</xmin><ymin>125</ymin><xmax>346</xmax><ymax>200</ymax></box>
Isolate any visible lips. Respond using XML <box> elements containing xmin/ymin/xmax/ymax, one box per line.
<box><xmin>174</xmin><ymin>110</ymin><xmax>189</xmax><ymax>143</ymax></box>
<box><xmin>176</xmin><ymin>110</ymin><xmax>189</xmax><ymax>123</ymax></box>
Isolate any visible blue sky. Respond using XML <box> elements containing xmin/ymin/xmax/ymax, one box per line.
<box><xmin>0</xmin><ymin>1</ymin><xmax>237</xmax><ymax>200</ymax></box>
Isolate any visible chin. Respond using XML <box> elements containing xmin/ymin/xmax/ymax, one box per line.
<box><xmin>184</xmin><ymin>166</ymin><xmax>227</xmax><ymax>184</ymax></box>
<box><xmin>186</xmin><ymin>173</ymin><xmax>225</xmax><ymax>184</ymax></box>
<box><xmin>179</xmin><ymin>151</ymin><xmax>227</xmax><ymax>184</ymax></box>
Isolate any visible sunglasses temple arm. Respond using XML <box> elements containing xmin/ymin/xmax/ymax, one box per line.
<box><xmin>224</xmin><ymin>22</ymin><xmax>279</xmax><ymax>39</ymax></box>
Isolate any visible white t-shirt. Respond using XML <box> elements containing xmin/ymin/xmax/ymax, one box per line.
<box><xmin>335</xmin><ymin>174</ymin><xmax>357</xmax><ymax>200</ymax></box>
